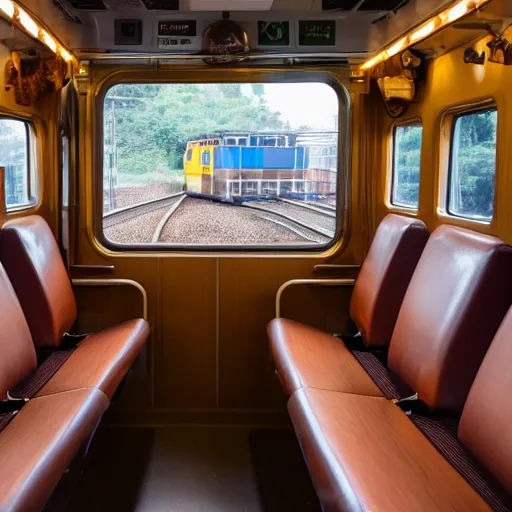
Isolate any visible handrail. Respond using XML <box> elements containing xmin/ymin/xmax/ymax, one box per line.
<box><xmin>275</xmin><ymin>278</ymin><xmax>355</xmax><ymax>318</ymax></box>
<box><xmin>71</xmin><ymin>278</ymin><xmax>148</xmax><ymax>320</ymax></box>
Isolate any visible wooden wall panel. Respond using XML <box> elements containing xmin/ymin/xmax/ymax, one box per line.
<box><xmin>158</xmin><ymin>258</ymin><xmax>217</xmax><ymax>409</ymax></box>
<box><xmin>218</xmin><ymin>259</ymin><xmax>355</xmax><ymax>409</ymax></box>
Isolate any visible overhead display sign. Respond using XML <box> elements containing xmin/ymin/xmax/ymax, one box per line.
<box><xmin>258</xmin><ymin>21</ymin><xmax>290</xmax><ymax>46</ymax></box>
<box><xmin>298</xmin><ymin>20</ymin><xmax>336</xmax><ymax>46</ymax></box>
<box><xmin>158</xmin><ymin>20</ymin><xmax>197</xmax><ymax>37</ymax></box>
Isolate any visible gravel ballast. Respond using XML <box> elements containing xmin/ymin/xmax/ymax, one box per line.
<box><xmin>158</xmin><ymin>198</ymin><xmax>312</xmax><ymax>245</ymax></box>
<box><xmin>104</xmin><ymin>205</ymin><xmax>170</xmax><ymax>244</ymax></box>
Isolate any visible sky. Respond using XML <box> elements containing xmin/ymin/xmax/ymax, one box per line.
<box><xmin>241</xmin><ymin>82</ymin><xmax>339</xmax><ymax>131</ymax></box>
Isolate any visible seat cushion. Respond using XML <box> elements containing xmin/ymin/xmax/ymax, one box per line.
<box><xmin>0</xmin><ymin>216</ymin><xmax>78</xmax><ymax>349</ymax></box>
<box><xmin>0</xmin><ymin>388</ymin><xmax>109</xmax><ymax>512</ymax></box>
<box><xmin>268</xmin><ymin>318</ymin><xmax>382</xmax><ymax>397</ymax></box>
<box><xmin>37</xmin><ymin>319</ymin><xmax>150</xmax><ymax>400</ymax></box>
<box><xmin>289</xmin><ymin>389</ymin><xmax>491</xmax><ymax>512</ymax></box>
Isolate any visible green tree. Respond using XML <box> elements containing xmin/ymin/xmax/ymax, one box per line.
<box><xmin>106</xmin><ymin>83</ymin><xmax>287</xmax><ymax>177</ymax></box>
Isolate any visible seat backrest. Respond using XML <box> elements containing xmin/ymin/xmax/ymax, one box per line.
<box><xmin>349</xmin><ymin>214</ymin><xmax>429</xmax><ymax>348</ymax></box>
<box><xmin>0</xmin><ymin>263</ymin><xmax>37</xmax><ymax>399</ymax></box>
<box><xmin>0</xmin><ymin>216</ymin><xmax>77</xmax><ymax>348</ymax></box>
<box><xmin>458</xmin><ymin>307</ymin><xmax>512</xmax><ymax>495</ymax></box>
<box><xmin>388</xmin><ymin>225</ymin><xmax>512</xmax><ymax>412</ymax></box>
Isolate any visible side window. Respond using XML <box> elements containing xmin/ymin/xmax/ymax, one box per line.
<box><xmin>391</xmin><ymin>123</ymin><xmax>422</xmax><ymax>209</ymax></box>
<box><xmin>0</xmin><ymin>119</ymin><xmax>36</xmax><ymax>211</ymax></box>
<box><xmin>186</xmin><ymin>149</ymin><xmax>193</xmax><ymax>162</ymax></box>
<box><xmin>201</xmin><ymin>151</ymin><xmax>210</xmax><ymax>166</ymax></box>
<box><xmin>448</xmin><ymin>109</ymin><xmax>497</xmax><ymax>221</ymax></box>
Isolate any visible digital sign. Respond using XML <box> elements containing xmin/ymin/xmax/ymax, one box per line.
<box><xmin>258</xmin><ymin>21</ymin><xmax>290</xmax><ymax>46</ymax></box>
<box><xmin>299</xmin><ymin>20</ymin><xmax>336</xmax><ymax>46</ymax></box>
<box><xmin>158</xmin><ymin>20</ymin><xmax>197</xmax><ymax>37</ymax></box>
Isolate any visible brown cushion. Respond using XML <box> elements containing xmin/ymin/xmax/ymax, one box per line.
<box><xmin>0</xmin><ymin>388</ymin><xmax>108</xmax><ymax>512</ymax></box>
<box><xmin>0</xmin><ymin>263</ymin><xmax>37</xmax><ymax>398</ymax></box>
<box><xmin>267</xmin><ymin>318</ymin><xmax>382</xmax><ymax>397</ymax></box>
<box><xmin>459</xmin><ymin>307</ymin><xmax>512</xmax><ymax>495</ymax></box>
<box><xmin>349</xmin><ymin>214</ymin><xmax>428</xmax><ymax>348</ymax></box>
<box><xmin>0</xmin><ymin>216</ymin><xmax>77</xmax><ymax>348</ymax></box>
<box><xmin>37</xmin><ymin>319</ymin><xmax>150</xmax><ymax>399</ymax></box>
<box><xmin>288</xmin><ymin>388</ymin><xmax>490</xmax><ymax>512</ymax></box>
<box><xmin>388</xmin><ymin>225</ymin><xmax>512</xmax><ymax>412</ymax></box>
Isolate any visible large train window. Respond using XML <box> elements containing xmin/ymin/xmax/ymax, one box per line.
<box><xmin>391</xmin><ymin>123</ymin><xmax>422</xmax><ymax>209</ymax></box>
<box><xmin>0</xmin><ymin>118</ymin><xmax>37</xmax><ymax>211</ymax></box>
<box><xmin>448</xmin><ymin>109</ymin><xmax>497</xmax><ymax>222</ymax></box>
<box><xmin>102</xmin><ymin>82</ymin><xmax>340</xmax><ymax>248</ymax></box>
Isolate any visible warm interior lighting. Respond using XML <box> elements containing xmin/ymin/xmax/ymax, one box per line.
<box><xmin>387</xmin><ymin>37</ymin><xmax>408</xmax><ymax>58</ymax></box>
<box><xmin>445</xmin><ymin>1</ymin><xmax>471</xmax><ymax>22</ymax></box>
<box><xmin>359</xmin><ymin>0</ymin><xmax>492</xmax><ymax>72</ymax></box>
<box><xmin>17</xmin><ymin>7</ymin><xmax>39</xmax><ymax>38</ymax></box>
<box><xmin>60</xmin><ymin>47</ymin><xmax>73</xmax><ymax>62</ymax></box>
<box><xmin>0</xmin><ymin>0</ymin><xmax>14</xmax><ymax>18</ymax></box>
<box><xmin>409</xmin><ymin>19</ymin><xmax>437</xmax><ymax>43</ymax></box>
<box><xmin>360</xmin><ymin>52</ymin><xmax>385</xmax><ymax>71</ymax></box>
<box><xmin>41</xmin><ymin>30</ymin><xmax>57</xmax><ymax>53</ymax></box>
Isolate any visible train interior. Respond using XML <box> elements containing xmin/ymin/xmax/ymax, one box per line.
<box><xmin>0</xmin><ymin>0</ymin><xmax>512</xmax><ymax>510</ymax></box>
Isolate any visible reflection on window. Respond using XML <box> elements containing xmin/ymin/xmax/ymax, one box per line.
<box><xmin>449</xmin><ymin>109</ymin><xmax>497</xmax><ymax>221</ymax></box>
<box><xmin>102</xmin><ymin>82</ymin><xmax>340</xmax><ymax>248</ymax></box>
<box><xmin>392</xmin><ymin>124</ymin><xmax>422</xmax><ymax>209</ymax></box>
<box><xmin>0</xmin><ymin>119</ymin><xmax>34</xmax><ymax>210</ymax></box>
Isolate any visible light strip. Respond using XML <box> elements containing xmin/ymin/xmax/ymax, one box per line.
<box><xmin>359</xmin><ymin>0</ymin><xmax>492</xmax><ymax>72</ymax></box>
<box><xmin>0</xmin><ymin>0</ymin><xmax>14</xmax><ymax>18</ymax></box>
<box><xmin>0</xmin><ymin>1</ymin><xmax>78</xmax><ymax>67</ymax></box>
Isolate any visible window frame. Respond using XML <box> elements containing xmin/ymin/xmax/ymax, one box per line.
<box><xmin>95</xmin><ymin>71</ymin><xmax>350</xmax><ymax>254</ymax></box>
<box><xmin>0</xmin><ymin>117</ymin><xmax>38</xmax><ymax>213</ymax></box>
<box><xmin>446</xmin><ymin>107</ymin><xmax>498</xmax><ymax>223</ymax></box>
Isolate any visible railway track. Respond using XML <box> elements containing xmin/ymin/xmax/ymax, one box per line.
<box><xmin>104</xmin><ymin>194</ymin><xmax>335</xmax><ymax>245</ymax></box>
<box><xmin>103</xmin><ymin>192</ymin><xmax>185</xmax><ymax>230</ymax></box>
<box><xmin>242</xmin><ymin>198</ymin><xmax>336</xmax><ymax>239</ymax></box>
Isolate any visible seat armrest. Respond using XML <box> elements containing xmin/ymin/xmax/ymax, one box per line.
<box><xmin>276</xmin><ymin>278</ymin><xmax>355</xmax><ymax>318</ymax></box>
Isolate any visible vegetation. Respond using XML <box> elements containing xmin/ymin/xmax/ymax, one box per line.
<box><xmin>105</xmin><ymin>84</ymin><xmax>289</xmax><ymax>177</ymax></box>
<box><xmin>394</xmin><ymin>110</ymin><xmax>497</xmax><ymax>219</ymax></box>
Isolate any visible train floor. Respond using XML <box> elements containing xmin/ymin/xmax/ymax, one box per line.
<box><xmin>64</xmin><ymin>425</ymin><xmax>321</xmax><ymax>512</ymax></box>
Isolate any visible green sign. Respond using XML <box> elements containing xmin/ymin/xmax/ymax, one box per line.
<box><xmin>299</xmin><ymin>20</ymin><xmax>336</xmax><ymax>46</ymax></box>
<box><xmin>258</xmin><ymin>21</ymin><xmax>290</xmax><ymax>46</ymax></box>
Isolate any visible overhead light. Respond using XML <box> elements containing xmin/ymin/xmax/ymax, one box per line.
<box><xmin>60</xmin><ymin>47</ymin><xmax>73</xmax><ymax>62</ymax></box>
<box><xmin>0</xmin><ymin>2</ymin><xmax>78</xmax><ymax>67</ymax></box>
<box><xmin>41</xmin><ymin>30</ymin><xmax>57</xmax><ymax>53</ymax></box>
<box><xmin>0</xmin><ymin>0</ymin><xmax>14</xmax><ymax>18</ymax></box>
<box><xmin>360</xmin><ymin>51</ymin><xmax>386</xmax><ymax>71</ymax></box>
<box><xmin>444</xmin><ymin>0</ymin><xmax>471</xmax><ymax>23</ymax></box>
<box><xmin>17</xmin><ymin>7</ymin><xmax>39</xmax><ymax>38</ymax></box>
<box><xmin>359</xmin><ymin>0</ymin><xmax>492</xmax><ymax>72</ymax></box>
<box><xmin>409</xmin><ymin>20</ymin><xmax>437</xmax><ymax>43</ymax></box>
<box><xmin>386</xmin><ymin>37</ymin><xmax>408</xmax><ymax>58</ymax></box>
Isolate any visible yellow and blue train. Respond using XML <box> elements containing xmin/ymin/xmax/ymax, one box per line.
<box><xmin>184</xmin><ymin>132</ymin><xmax>337</xmax><ymax>199</ymax></box>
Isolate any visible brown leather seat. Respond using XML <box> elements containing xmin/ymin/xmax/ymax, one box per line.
<box><xmin>288</xmin><ymin>307</ymin><xmax>512</xmax><ymax>511</ymax></box>
<box><xmin>270</xmin><ymin>224</ymin><xmax>512</xmax><ymax>411</ymax></box>
<box><xmin>269</xmin><ymin>214</ymin><xmax>429</xmax><ymax>395</ymax></box>
<box><xmin>0</xmin><ymin>389</ymin><xmax>108</xmax><ymax>512</ymax></box>
<box><xmin>0</xmin><ymin>215</ymin><xmax>150</xmax><ymax>399</ymax></box>
<box><xmin>0</xmin><ymin>262</ymin><xmax>109</xmax><ymax>511</ymax></box>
